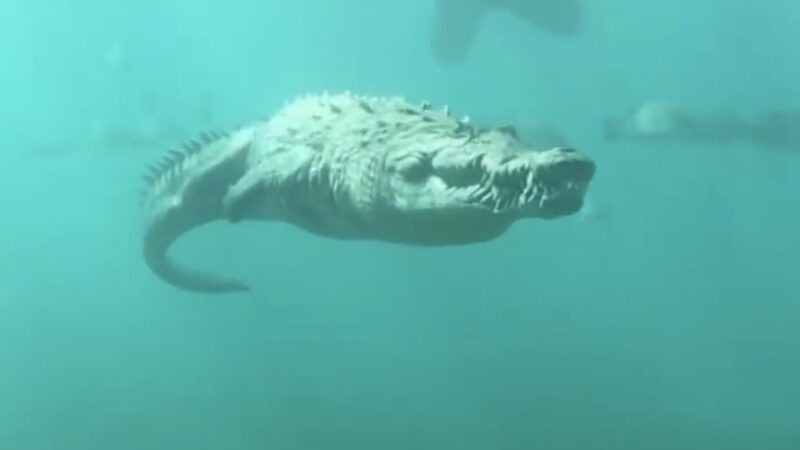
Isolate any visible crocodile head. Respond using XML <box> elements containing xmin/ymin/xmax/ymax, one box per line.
<box><xmin>378</xmin><ymin>125</ymin><xmax>595</xmax><ymax>244</ymax></box>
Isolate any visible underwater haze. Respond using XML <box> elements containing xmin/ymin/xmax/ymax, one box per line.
<box><xmin>1</xmin><ymin>0</ymin><xmax>799</xmax><ymax>448</ymax></box>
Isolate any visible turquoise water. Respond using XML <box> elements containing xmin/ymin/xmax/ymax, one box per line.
<box><xmin>1</xmin><ymin>1</ymin><xmax>799</xmax><ymax>448</ymax></box>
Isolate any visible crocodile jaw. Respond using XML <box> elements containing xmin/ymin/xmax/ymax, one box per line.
<box><xmin>387</xmin><ymin>146</ymin><xmax>594</xmax><ymax>219</ymax></box>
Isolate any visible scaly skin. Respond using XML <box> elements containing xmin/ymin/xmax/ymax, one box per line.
<box><xmin>140</xmin><ymin>92</ymin><xmax>596</xmax><ymax>294</ymax></box>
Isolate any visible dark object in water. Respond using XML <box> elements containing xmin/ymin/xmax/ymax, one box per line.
<box><xmin>430</xmin><ymin>0</ymin><xmax>584</xmax><ymax>65</ymax></box>
<box><xmin>750</xmin><ymin>110</ymin><xmax>800</xmax><ymax>151</ymax></box>
<box><xmin>604</xmin><ymin>102</ymin><xmax>800</xmax><ymax>152</ymax></box>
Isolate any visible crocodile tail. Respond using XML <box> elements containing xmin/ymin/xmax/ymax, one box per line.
<box><xmin>143</xmin><ymin>216</ymin><xmax>250</xmax><ymax>293</ymax></box>
<box><xmin>139</xmin><ymin>127</ymin><xmax>255</xmax><ymax>293</ymax></box>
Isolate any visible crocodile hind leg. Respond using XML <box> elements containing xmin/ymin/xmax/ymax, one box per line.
<box><xmin>223</xmin><ymin>171</ymin><xmax>265</xmax><ymax>223</ymax></box>
<box><xmin>223</xmin><ymin>145</ymin><xmax>316</xmax><ymax>223</ymax></box>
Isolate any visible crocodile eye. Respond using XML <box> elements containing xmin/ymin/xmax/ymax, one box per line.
<box><xmin>395</xmin><ymin>153</ymin><xmax>432</xmax><ymax>182</ymax></box>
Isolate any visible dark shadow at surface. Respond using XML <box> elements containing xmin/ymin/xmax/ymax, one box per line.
<box><xmin>430</xmin><ymin>0</ymin><xmax>584</xmax><ymax>65</ymax></box>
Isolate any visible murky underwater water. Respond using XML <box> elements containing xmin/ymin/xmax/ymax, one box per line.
<box><xmin>1</xmin><ymin>1</ymin><xmax>798</xmax><ymax>448</ymax></box>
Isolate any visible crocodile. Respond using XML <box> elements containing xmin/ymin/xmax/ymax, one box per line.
<box><xmin>139</xmin><ymin>91</ymin><xmax>596</xmax><ymax>294</ymax></box>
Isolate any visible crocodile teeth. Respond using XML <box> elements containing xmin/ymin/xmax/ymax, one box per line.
<box><xmin>524</xmin><ymin>187</ymin><xmax>536</xmax><ymax>203</ymax></box>
<box><xmin>493</xmin><ymin>198</ymin><xmax>502</xmax><ymax>213</ymax></box>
